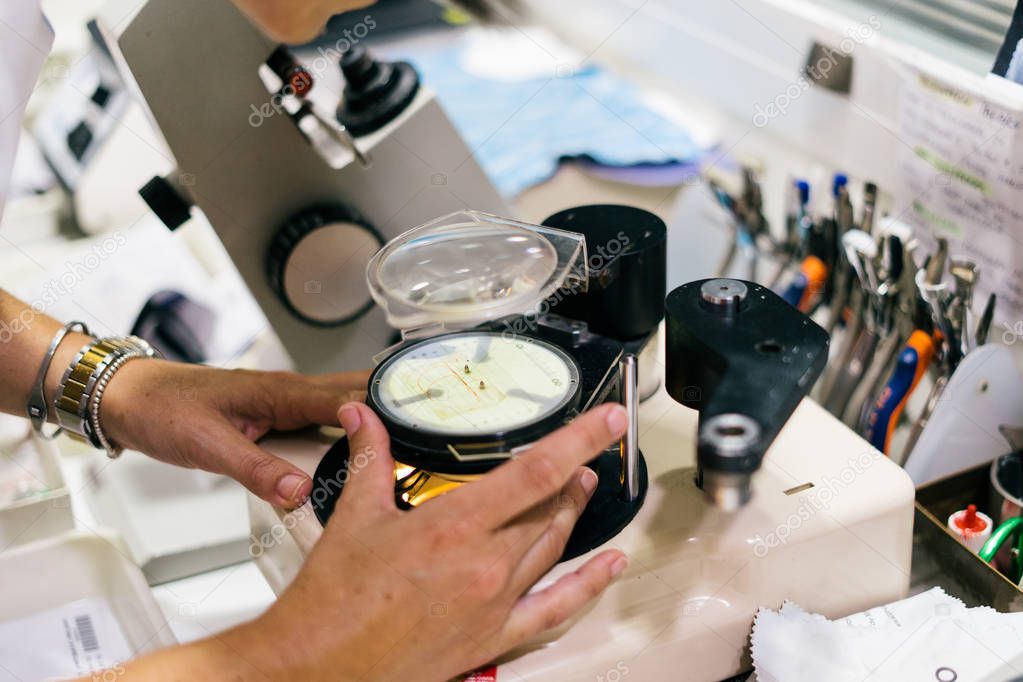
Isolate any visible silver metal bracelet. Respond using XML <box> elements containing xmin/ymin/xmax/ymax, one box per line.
<box><xmin>26</xmin><ymin>321</ymin><xmax>91</xmax><ymax>438</ymax></box>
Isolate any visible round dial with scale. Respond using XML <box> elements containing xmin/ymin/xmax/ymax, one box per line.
<box><xmin>367</xmin><ymin>331</ymin><xmax>581</xmax><ymax>470</ymax></box>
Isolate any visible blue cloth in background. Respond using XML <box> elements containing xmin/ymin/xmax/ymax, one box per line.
<box><xmin>405</xmin><ymin>44</ymin><xmax>706</xmax><ymax>197</ymax></box>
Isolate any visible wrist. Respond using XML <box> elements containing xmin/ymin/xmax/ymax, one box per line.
<box><xmin>117</xmin><ymin>622</ymin><xmax>284</xmax><ymax>680</ymax></box>
<box><xmin>219</xmin><ymin>606</ymin><xmax>367</xmax><ymax>682</ymax></box>
<box><xmin>193</xmin><ymin>618</ymin><xmax>354</xmax><ymax>682</ymax></box>
<box><xmin>95</xmin><ymin>357</ymin><xmax>160</xmax><ymax>452</ymax></box>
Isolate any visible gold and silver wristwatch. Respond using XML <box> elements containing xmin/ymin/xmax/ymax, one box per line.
<box><xmin>54</xmin><ymin>335</ymin><xmax>158</xmax><ymax>457</ymax></box>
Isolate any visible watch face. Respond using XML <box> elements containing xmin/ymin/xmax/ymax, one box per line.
<box><xmin>371</xmin><ymin>332</ymin><xmax>580</xmax><ymax>437</ymax></box>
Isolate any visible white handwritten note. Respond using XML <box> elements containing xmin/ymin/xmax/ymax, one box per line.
<box><xmin>895</xmin><ymin>66</ymin><xmax>1023</xmax><ymax>323</ymax></box>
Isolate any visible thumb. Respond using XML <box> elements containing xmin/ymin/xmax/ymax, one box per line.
<box><xmin>335</xmin><ymin>402</ymin><xmax>397</xmax><ymax>516</ymax></box>
<box><xmin>202</xmin><ymin>418</ymin><xmax>312</xmax><ymax>509</ymax></box>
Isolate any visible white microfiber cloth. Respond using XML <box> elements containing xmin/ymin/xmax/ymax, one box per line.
<box><xmin>752</xmin><ymin>587</ymin><xmax>1023</xmax><ymax>681</ymax></box>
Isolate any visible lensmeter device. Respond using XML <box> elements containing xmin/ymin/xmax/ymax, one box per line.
<box><xmin>310</xmin><ymin>208</ymin><xmax>667</xmax><ymax>559</ymax></box>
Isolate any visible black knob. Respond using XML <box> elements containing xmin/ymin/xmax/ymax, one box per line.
<box><xmin>267</xmin><ymin>204</ymin><xmax>383</xmax><ymax>327</ymax></box>
<box><xmin>336</xmin><ymin>46</ymin><xmax>420</xmax><ymax>137</ymax></box>
<box><xmin>139</xmin><ymin>175</ymin><xmax>193</xmax><ymax>231</ymax></box>
<box><xmin>542</xmin><ymin>205</ymin><xmax>667</xmax><ymax>341</ymax></box>
<box><xmin>340</xmin><ymin>46</ymin><xmax>377</xmax><ymax>89</ymax></box>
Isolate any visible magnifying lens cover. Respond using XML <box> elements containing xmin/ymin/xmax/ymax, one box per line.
<box><xmin>366</xmin><ymin>211</ymin><xmax>588</xmax><ymax>337</ymax></box>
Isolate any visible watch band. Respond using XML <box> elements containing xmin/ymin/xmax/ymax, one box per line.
<box><xmin>55</xmin><ymin>337</ymin><xmax>133</xmax><ymax>441</ymax></box>
<box><xmin>26</xmin><ymin>321</ymin><xmax>91</xmax><ymax>438</ymax></box>
<box><xmin>54</xmin><ymin>336</ymin><xmax>157</xmax><ymax>444</ymax></box>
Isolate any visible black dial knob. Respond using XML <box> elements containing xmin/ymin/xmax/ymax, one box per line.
<box><xmin>267</xmin><ymin>204</ymin><xmax>383</xmax><ymax>327</ymax></box>
<box><xmin>336</xmin><ymin>46</ymin><xmax>420</xmax><ymax>137</ymax></box>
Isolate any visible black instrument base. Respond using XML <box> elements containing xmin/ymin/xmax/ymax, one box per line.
<box><xmin>310</xmin><ymin>437</ymin><xmax>648</xmax><ymax>562</ymax></box>
<box><xmin>563</xmin><ymin>443</ymin><xmax>649</xmax><ymax>561</ymax></box>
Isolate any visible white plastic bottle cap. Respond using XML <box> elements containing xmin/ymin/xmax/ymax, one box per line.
<box><xmin>947</xmin><ymin>504</ymin><xmax>993</xmax><ymax>554</ymax></box>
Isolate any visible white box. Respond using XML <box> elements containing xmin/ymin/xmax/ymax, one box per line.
<box><xmin>0</xmin><ymin>416</ymin><xmax>74</xmax><ymax>548</ymax></box>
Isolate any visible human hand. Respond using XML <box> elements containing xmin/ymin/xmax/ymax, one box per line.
<box><xmin>229</xmin><ymin>0</ymin><xmax>375</xmax><ymax>43</ymax></box>
<box><xmin>99</xmin><ymin>359</ymin><xmax>370</xmax><ymax>508</ymax></box>
<box><xmin>227</xmin><ymin>401</ymin><xmax>630</xmax><ymax>681</ymax></box>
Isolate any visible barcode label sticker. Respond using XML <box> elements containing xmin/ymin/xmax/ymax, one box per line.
<box><xmin>75</xmin><ymin>615</ymin><xmax>100</xmax><ymax>652</ymax></box>
<box><xmin>0</xmin><ymin>598</ymin><xmax>134</xmax><ymax>680</ymax></box>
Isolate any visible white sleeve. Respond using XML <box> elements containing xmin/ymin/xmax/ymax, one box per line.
<box><xmin>0</xmin><ymin>0</ymin><xmax>54</xmax><ymax>222</ymax></box>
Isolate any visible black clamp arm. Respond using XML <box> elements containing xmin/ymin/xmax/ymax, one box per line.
<box><xmin>665</xmin><ymin>279</ymin><xmax>830</xmax><ymax>508</ymax></box>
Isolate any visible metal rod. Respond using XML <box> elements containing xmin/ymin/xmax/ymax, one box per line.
<box><xmin>976</xmin><ymin>293</ymin><xmax>996</xmax><ymax>346</ymax></box>
<box><xmin>949</xmin><ymin>258</ymin><xmax>978</xmax><ymax>356</ymax></box>
<box><xmin>900</xmin><ymin>374</ymin><xmax>948</xmax><ymax>466</ymax></box>
<box><xmin>823</xmin><ymin>326</ymin><xmax>878</xmax><ymax>418</ymax></box>
<box><xmin>309</xmin><ymin>104</ymin><xmax>372</xmax><ymax>167</ymax></box>
<box><xmin>622</xmin><ymin>354</ymin><xmax>640</xmax><ymax>502</ymax></box>
<box><xmin>915</xmin><ymin>268</ymin><xmax>960</xmax><ymax>369</ymax></box>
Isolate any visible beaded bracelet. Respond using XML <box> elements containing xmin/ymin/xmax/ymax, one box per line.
<box><xmin>85</xmin><ymin>343</ymin><xmax>155</xmax><ymax>458</ymax></box>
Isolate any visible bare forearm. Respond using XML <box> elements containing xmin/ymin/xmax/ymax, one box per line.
<box><xmin>117</xmin><ymin>636</ymin><xmax>251</xmax><ymax>681</ymax></box>
<box><xmin>92</xmin><ymin>622</ymin><xmax>331</xmax><ymax>682</ymax></box>
<box><xmin>0</xmin><ymin>289</ymin><xmax>91</xmax><ymax>417</ymax></box>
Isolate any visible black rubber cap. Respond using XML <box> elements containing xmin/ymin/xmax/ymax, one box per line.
<box><xmin>139</xmin><ymin>176</ymin><xmax>193</xmax><ymax>231</ymax></box>
<box><xmin>336</xmin><ymin>46</ymin><xmax>420</xmax><ymax>137</ymax></box>
<box><xmin>543</xmin><ymin>205</ymin><xmax>667</xmax><ymax>341</ymax></box>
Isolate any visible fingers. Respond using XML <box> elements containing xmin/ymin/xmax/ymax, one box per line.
<box><xmin>449</xmin><ymin>404</ymin><xmax>627</xmax><ymax>530</ymax></box>
<box><xmin>317</xmin><ymin>368</ymin><xmax>373</xmax><ymax>392</ymax></box>
<box><xmin>266</xmin><ymin>370</ymin><xmax>371</xmax><ymax>429</ymax></box>
<box><xmin>500</xmin><ymin>550</ymin><xmax>628</xmax><ymax>647</ymax></box>
<box><xmin>504</xmin><ymin>467</ymin><xmax>598</xmax><ymax>593</ymax></box>
<box><xmin>202</xmin><ymin>418</ymin><xmax>312</xmax><ymax>509</ymax></box>
<box><xmin>333</xmin><ymin>402</ymin><xmax>398</xmax><ymax>517</ymax></box>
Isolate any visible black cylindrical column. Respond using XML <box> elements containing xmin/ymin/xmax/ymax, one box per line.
<box><xmin>542</xmin><ymin>205</ymin><xmax>667</xmax><ymax>341</ymax></box>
